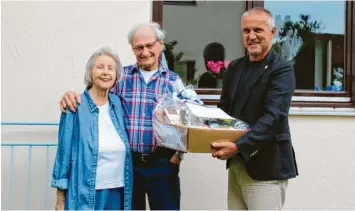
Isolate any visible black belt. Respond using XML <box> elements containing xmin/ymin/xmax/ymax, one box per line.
<box><xmin>131</xmin><ymin>147</ymin><xmax>175</xmax><ymax>165</ymax></box>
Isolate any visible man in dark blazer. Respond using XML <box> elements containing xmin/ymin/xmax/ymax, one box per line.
<box><xmin>211</xmin><ymin>7</ymin><xmax>298</xmax><ymax>210</ymax></box>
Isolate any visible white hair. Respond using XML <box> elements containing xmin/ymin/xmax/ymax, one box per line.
<box><xmin>84</xmin><ymin>46</ymin><xmax>123</xmax><ymax>88</ymax></box>
<box><xmin>127</xmin><ymin>22</ymin><xmax>166</xmax><ymax>46</ymax></box>
<box><xmin>242</xmin><ymin>8</ymin><xmax>276</xmax><ymax>29</ymax></box>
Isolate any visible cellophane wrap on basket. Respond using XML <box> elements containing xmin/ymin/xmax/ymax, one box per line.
<box><xmin>152</xmin><ymin>85</ymin><xmax>251</xmax><ymax>152</ymax></box>
<box><xmin>153</xmin><ymin>85</ymin><xmax>202</xmax><ymax>152</ymax></box>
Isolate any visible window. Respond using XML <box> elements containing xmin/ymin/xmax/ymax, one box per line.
<box><xmin>161</xmin><ymin>1</ymin><xmax>245</xmax><ymax>89</ymax></box>
<box><xmin>266</xmin><ymin>1</ymin><xmax>345</xmax><ymax>92</ymax></box>
<box><xmin>264</xmin><ymin>0</ymin><xmax>355</xmax><ymax>107</ymax></box>
<box><xmin>153</xmin><ymin>0</ymin><xmax>355</xmax><ymax>107</ymax></box>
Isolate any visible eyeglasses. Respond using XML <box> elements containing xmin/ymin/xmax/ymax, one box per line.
<box><xmin>132</xmin><ymin>40</ymin><xmax>159</xmax><ymax>53</ymax></box>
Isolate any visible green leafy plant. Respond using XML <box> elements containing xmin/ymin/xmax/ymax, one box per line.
<box><xmin>164</xmin><ymin>40</ymin><xmax>183</xmax><ymax>71</ymax></box>
<box><xmin>276</xmin><ymin>14</ymin><xmax>324</xmax><ymax>58</ymax></box>
<box><xmin>279</xmin><ymin>14</ymin><xmax>323</xmax><ymax>42</ymax></box>
<box><xmin>272</xmin><ymin>40</ymin><xmax>284</xmax><ymax>55</ymax></box>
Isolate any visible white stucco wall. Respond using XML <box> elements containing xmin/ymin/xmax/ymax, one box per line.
<box><xmin>1</xmin><ymin>1</ymin><xmax>151</xmax><ymax>122</ymax></box>
<box><xmin>2</xmin><ymin>1</ymin><xmax>355</xmax><ymax>210</ymax></box>
<box><xmin>163</xmin><ymin>1</ymin><xmax>245</xmax><ymax>79</ymax></box>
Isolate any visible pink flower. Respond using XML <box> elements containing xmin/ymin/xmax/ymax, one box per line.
<box><xmin>207</xmin><ymin>61</ymin><xmax>224</xmax><ymax>74</ymax></box>
<box><xmin>224</xmin><ymin>60</ymin><xmax>231</xmax><ymax>68</ymax></box>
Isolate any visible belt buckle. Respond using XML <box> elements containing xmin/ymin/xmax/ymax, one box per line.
<box><xmin>141</xmin><ymin>153</ymin><xmax>150</xmax><ymax>162</ymax></box>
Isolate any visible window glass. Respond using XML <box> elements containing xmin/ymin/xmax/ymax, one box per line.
<box><xmin>163</xmin><ymin>1</ymin><xmax>245</xmax><ymax>88</ymax></box>
<box><xmin>265</xmin><ymin>1</ymin><xmax>345</xmax><ymax>91</ymax></box>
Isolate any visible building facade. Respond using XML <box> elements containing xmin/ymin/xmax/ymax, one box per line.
<box><xmin>2</xmin><ymin>1</ymin><xmax>355</xmax><ymax>209</ymax></box>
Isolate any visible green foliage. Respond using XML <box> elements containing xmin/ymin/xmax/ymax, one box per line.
<box><xmin>278</xmin><ymin>14</ymin><xmax>323</xmax><ymax>47</ymax></box>
<box><xmin>164</xmin><ymin>40</ymin><xmax>184</xmax><ymax>71</ymax></box>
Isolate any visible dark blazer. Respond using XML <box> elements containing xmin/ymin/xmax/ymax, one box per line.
<box><xmin>218</xmin><ymin>49</ymin><xmax>298</xmax><ymax>181</ymax></box>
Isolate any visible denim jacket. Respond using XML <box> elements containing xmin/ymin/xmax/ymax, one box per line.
<box><xmin>51</xmin><ymin>89</ymin><xmax>133</xmax><ymax>210</ymax></box>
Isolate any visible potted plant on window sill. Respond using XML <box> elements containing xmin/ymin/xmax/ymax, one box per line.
<box><xmin>206</xmin><ymin>60</ymin><xmax>230</xmax><ymax>88</ymax></box>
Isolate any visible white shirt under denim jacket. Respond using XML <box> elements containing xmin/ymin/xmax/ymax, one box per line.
<box><xmin>51</xmin><ymin>89</ymin><xmax>133</xmax><ymax>210</ymax></box>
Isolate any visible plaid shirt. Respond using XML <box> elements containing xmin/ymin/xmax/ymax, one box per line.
<box><xmin>111</xmin><ymin>63</ymin><xmax>184</xmax><ymax>153</ymax></box>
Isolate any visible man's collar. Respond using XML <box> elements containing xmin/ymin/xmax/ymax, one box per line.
<box><xmin>128</xmin><ymin>61</ymin><xmax>168</xmax><ymax>75</ymax></box>
<box><xmin>247</xmin><ymin>48</ymin><xmax>277</xmax><ymax>67</ymax></box>
<box><xmin>127</xmin><ymin>63</ymin><xmax>139</xmax><ymax>74</ymax></box>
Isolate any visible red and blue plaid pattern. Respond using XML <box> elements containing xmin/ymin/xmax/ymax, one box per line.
<box><xmin>111</xmin><ymin>63</ymin><xmax>184</xmax><ymax>153</ymax></box>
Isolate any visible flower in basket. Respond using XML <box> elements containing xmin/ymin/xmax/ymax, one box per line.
<box><xmin>206</xmin><ymin>60</ymin><xmax>231</xmax><ymax>79</ymax></box>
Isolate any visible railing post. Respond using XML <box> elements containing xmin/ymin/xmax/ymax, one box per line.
<box><xmin>44</xmin><ymin>146</ymin><xmax>50</xmax><ymax>209</ymax></box>
<box><xmin>9</xmin><ymin>146</ymin><xmax>14</xmax><ymax>209</ymax></box>
<box><xmin>26</xmin><ymin>146</ymin><xmax>33</xmax><ymax>209</ymax></box>
<box><xmin>2</xmin><ymin>121</ymin><xmax>58</xmax><ymax>209</ymax></box>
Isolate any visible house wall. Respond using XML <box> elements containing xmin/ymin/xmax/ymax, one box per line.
<box><xmin>2</xmin><ymin>1</ymin><xmax>355</xmax><ymax>210</ymax></box>
<box><xmin>1</xmin><ymin>1</ymin><xmax>151</xmax><ymax>122</ymax></box>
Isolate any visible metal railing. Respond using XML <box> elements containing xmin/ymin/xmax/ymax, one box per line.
<box><xmin>1</xmin><ymin>122</ymin><xmax>59</xmax><ymax>210</ymax></box>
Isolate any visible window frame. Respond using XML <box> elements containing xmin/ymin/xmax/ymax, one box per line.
<box><xmin>152</xmin><ymin>0</ymin><xmax>355</xmax><ymax>107</ymax></box>
<box><xmin>163</xmin><ymin>1</ymin><xmax>197</xmax><ymax>6</ymax></box>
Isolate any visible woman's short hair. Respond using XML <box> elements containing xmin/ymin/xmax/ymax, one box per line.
<box><xmin>84</xmin><ymin>46</ymin><xmax>123</xmax><ymax>88</ymax></box>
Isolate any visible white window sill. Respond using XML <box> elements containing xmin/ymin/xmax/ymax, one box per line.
<box><xmin>198</xmin><ymin>95</ymin><xmax>355</xmax><ymax>116</ymax></box>
<box><xmin>289</xmin><ymin>107</ymin><xmax>355</xmax><ymax>116</ymax></box>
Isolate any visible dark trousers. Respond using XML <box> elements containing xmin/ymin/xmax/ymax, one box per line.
<box><xmin>94</xmin><ymin>187</ymin><xmax>124</xmax><ymax>210</ymax></box>
<box><xmin>131</xmin><ymin>149</ymin><xmax>181</xmax><ymax>210</ymax></box>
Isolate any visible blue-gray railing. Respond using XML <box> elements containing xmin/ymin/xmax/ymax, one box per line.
<box><xmin>1</xmin><ymin>122</ymin><xmax>59</xmax><ymax>210</ymax></box>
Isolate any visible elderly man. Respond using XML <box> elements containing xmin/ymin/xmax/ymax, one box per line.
<box><xmin>211</xmin><ymin>8</ymin><xmax>298</xmax><ymax>210</ymax></box>
<box><xmin>60</xmin><ymin>22</ymin><xmax>184</xmax><ymax>210</ymax></box>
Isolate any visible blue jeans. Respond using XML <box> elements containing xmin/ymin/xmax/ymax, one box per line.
<box><xmin>95</xmin><ymin>187</ymin><xmax>124</xmax><ymax>210</ymax></box>
<box><xmin>132</xmin><ymin>158</ymin><xmax>180</xmax><ymax>210</ymax></box>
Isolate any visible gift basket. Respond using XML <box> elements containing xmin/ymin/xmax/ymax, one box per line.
<box><xmin>152</xmin><ymin>85</ymin><xmax>251</xmax><ymax>152</ymax></box>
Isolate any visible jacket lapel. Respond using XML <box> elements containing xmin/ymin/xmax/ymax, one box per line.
<box><xmin>229</xmin><ymin>58</ymin><xmax>247</xmax><ymax>113</ymax></box>
<box><xmin>230</xmin><ymin>49</ymin><xmax>277</xmax><ymax>116</ymax></box>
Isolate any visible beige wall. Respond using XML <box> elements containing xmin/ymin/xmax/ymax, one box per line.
<box><xmin>2</xmin><ymin>1</ymin><xmax>355</xmax><ymax>210</ymax></box>
<box><xmin>1</xmin><ymin>1</ymin><xmax>151</xmax><ymax>122</ymax></box>
<box><xmin>283</xmin><ymin>115</ymin><xmax>355</xmax><ymax>209</ymax></box>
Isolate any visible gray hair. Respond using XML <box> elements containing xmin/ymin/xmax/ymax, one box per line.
<box><xmin>127</xmin><ymin>22</ymin><xmax>166</xmax><ymax>46</ymax></box>
<box><xmin>242</xmin><ymin>7</ymin><xmax>276</xmax><ymax>29</ymax></box>
<box><xmin>84</xmin><ymin>46</ymin><xmax>122</xmax><ymax>88</ymax></box>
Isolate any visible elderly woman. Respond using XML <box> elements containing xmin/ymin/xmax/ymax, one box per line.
<box><xmin>51</xmin><ymin>47</ymin><xmax>132</xmax><ymax>210</ymax></box>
